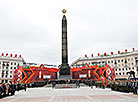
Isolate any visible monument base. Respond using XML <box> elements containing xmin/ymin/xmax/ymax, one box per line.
<box><xmin>59</xmin><ymin>64</ymin><xmax>71</xmax><ymax>75</ymax></box>
<box><xmin>59</xmin><ymin>75</ymin><xmax>72</xmax><ymax>80</ymax></box>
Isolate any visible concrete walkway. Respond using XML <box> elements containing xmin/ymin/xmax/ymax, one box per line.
<box><xmin>0</xmin><ymin>87</ymin><xmax>138</xmax><ymax>102</ymax></box>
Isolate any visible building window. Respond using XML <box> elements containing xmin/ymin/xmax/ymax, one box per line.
<box><xmin>118</xmin><ymin>60</ymin><xmax>120</xmax><ymax>63</ymax></box>
<box><xmin>132</xmin><ymin>67</ymin><xmax>134</xmax><ymax>70</ymax></box>
<box><xmin>14</xmin><ymin>63</ymin><xmax>16</xmax><ymax>65</ymax></box>
<box><xmin>122</xmin><ymin>68</ymin><xmax>124</xmax><ymax>71</ymax></box>
<box><xmin>118</xmin><ymin>64</ymin><xmax>120</xmax><ymax>67</ymax></box>
<box><xmin>11</xmin><ymin>67</ymin><xmax>12</xmax><ymax>69</ymax></box>
<box><xmin>6</xmin><ymin>71</ymin><xmax>8</xmax><ymax>74</ymax></box>
<box><xmin>128</xmin><ymin>58</ymin><xmax>130</xmax><ymax>61</ymax></box>
<box><xmin>122</xmin><ymin>63</ymin><xmax>124</xmax><ymax>66</ymax></box>
<box><xmin>108</xmin><ymin>61</ymin><xmax>110</xmax><ymax>63</ymax></box>
<box><xmin>123</xmin><ymin>72</ymin><xmax>125</xmax><ymax>75</ymax></box>
<box><xmin>126</xmin><ymin>68</ymin><xmax>128</xmax><ymax>70</ymax></box>
<box><xmin>116</xmin><ymin>73</ymin><xmax>118</xmax><ymax>75</ymax></box>
<box><xmin>111</xmin><ymin>60</ymin><xmax>113</xmax><ymax>63</ymax></box>
<box><xmin>115</xmin><ymin>69</ymin><xmax>117</xmax><ymax>71</ymax></box>
<box><xmin>6</xmin><ymin>67</ymin><xmax>8</xmax><ymax>69</ymax></box>
<box><xmin>14</xmin><ymin>67</ymin><xmax>16</xmax><ymax>69</ymax></box>
<box><xmin>2</xmin><ymin>80</ymin><xmax>4</xmax><ymax>83</ymax></box>
<box><xmin>7</xmin><ymin>63</ymin><xmax>9</xmax><ymax>66</ymax></box>
<box><xmin>10</xmin><ymin>75</ymin><xmax>12</xmax><ymax>78</ymax></box>
<box><xmin>129</xmin><ymin>67</ymin><xmax>131</xmax><ymax>70</ymax></box>
<box><xmin>5</xmin><ymin>75</ymin><xmax>7</xmax><ymax>78</ymax></box>
<box><xmin>5</xmin><ymin>80</ymin><xmax>8</xmax><ymax>83</ymax></box>
<box><xmin>10</xmin><ymin>71</ymin><xmax>12</xmax><ymax>73</ymax></box>
<box><xmin>11</xmin><ymin>62</ymin><xmax>13</xmax><ymax>65</ymax></box>
<box><xmin>132</xmin><ymin>62</ymin><xmax>133</xmax><ymax>65</ymax></box>
<box><xmin>119</xmin><ymin>73</ymin><xmax>121</xmax><ymax>75</ymax></box>
<box><xmin>2</xmin><ymin>75</ymin><xmax>4</xmax><ymax>78</ymax></box>
<box><xmin>131</xmin><ymin>58</ymin><xmax>133</xmax><ymax>61</ymax></box>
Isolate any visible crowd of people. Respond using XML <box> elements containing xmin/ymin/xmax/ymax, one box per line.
<box><xmin>0</xmin><ymin>82</ymin><xmax>26</xmax><ymax>98</ymax></box>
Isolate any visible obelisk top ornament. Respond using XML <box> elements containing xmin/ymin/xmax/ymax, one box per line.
<box><xmin>62</xmin><ymin>9</ymin><xmax>66</xmax><ymax>15</ymax></box>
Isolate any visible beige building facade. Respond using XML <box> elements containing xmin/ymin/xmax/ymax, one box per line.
<box><xmin>0</xmin><ymin>53</ymin><xmax>25</xmax><ymax>83</ymax></box>
<box><xmin>71</xmin><ymin>50</ymin><xmax>138</xmax><ymax>79</ymax></box>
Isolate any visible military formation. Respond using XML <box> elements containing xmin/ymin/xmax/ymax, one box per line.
<box><xmin>0</xmin><ymin>82</ymin><xmax>26</xmax><ymax>99</ymax></box>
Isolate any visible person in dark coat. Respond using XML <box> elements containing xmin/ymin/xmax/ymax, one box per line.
<box><xmin>52</xmin><ymin>81</ymin><xmax>56</xmax><ymax>89</ymax></box>
<box><xmin>0</xmin><ymin>83</ymin><xmax>4</xmax><ymax>98</ymax></box>
<box><xmin>24</xmin><ymin>84</ymin><xmax>26</xmax><ymax>91</ymax></box>
<box><xmin>17</xmin><ymin>83</ymin><xmax>20</xmax><ymax>91</ymax></box>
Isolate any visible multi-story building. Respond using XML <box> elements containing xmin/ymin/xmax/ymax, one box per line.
<box><xmin>71</xmin><ymin>49</ymin><xmax>138</xmax><ymax>80</ymax></box>
<box><xmin>0</xmin><ymin>53</ymin><xmax>25</xmax><ymax>83</ymax></box>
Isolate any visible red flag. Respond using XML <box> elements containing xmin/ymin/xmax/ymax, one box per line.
<box><xmin>85</xmin><ymin>54</ymin><xmax>87</xmax><ymax>57</ymax></box>
<box><xmin>132</xmin><ymin>48</ymin><xmax>135</xmax><ymax>51</ymax></box>
<box><xmin>91</xmin><ymin>54</ymin><xmax>93</xmax><ymax>57</ymax></box>
<box><xmin>111</xmin><ymin>52</ymin><xmax>113</xmax><ymax>55</ymax></box>
<box><xmin>6</xmin><ymin>53</ymin><xmax>8</xmax><ymax>56</ymax></box>
<box><xmin>2</xmin><ymin>53</ymin><xmax>4</xmax><ymax>56</ymax></box>
<box><xmin>10</xmin><ymin>54</ymin><xmax>13</xmax><ymax>57</ymax></box>
<box><xmin>15</xmin><ymin>54</ymin><xmax>17</xmax><ymax>57</ymax></box>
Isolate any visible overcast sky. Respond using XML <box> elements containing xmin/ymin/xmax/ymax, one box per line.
<box><xmin>0</xmin><ymin>0</ymin><xmax>138</xmax><ymax>65</ymax></box>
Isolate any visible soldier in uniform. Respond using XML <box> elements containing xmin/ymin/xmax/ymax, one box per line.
<box><xmin>0</xmin><ymin>83</ymin><xmax>4</xmax><ymax>98</ymax></box>
<box><xmin>52</xmin><ymin>81</ymin><xmax>56</xmax><ymax>89</ymax></box>
<box><xmin>24</xmin><ymin>84</ymin><xmax>26</xmax><ymax>91</ymax></box>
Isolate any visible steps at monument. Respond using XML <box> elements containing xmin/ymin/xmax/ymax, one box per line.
<box><xmin>44</xmin><ymin>83</ymin><xmax>88</xmax><ymax>88</ymax></box>
<box><xmin>44</xmin><ymin>84</ymin><xmax>52</xmax><ymax>88</ymax></box>
<box><xmin>55</xmin><ymin>84</ymin><xmax>77</xmax><ymax>89</ymax></box>
<box><xmin>80</xmin><ymin>83</ymin><xmax>88</xmax><ymax>87</ymax></box>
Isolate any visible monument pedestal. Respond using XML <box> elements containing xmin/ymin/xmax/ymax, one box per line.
<box><xmin>59</xmin><ymin>64</ymin><xmax>72</xmax><ymax>80</ymax></box>
<box><xmin>59</xmin><ymin>75</ymin><xmax>72</xmax><ymax>80</ymax></box>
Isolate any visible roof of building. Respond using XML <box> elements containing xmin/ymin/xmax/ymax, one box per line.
<box><xmin>0</xmin><ymin>55</ymin><xmax>25</xmax><ymax>62</ymax></box>
<box><xmin>71</xmin><ymin>50</ymin><xmax>138</xmax><ymax>66</ymax></box>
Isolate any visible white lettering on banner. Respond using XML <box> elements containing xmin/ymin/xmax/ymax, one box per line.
<box><xmin>79</xmin><ymin>74</ymin><xmax>87</xmax><ymax>78</ymax></box>
<box><xmin>43</xmin><ymin>75</ymin><xmax>51</xmax><ymax>79</ymax></box>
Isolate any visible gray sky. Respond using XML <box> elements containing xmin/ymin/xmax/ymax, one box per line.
<box><xmin>0</xmin><ymin>0</ymin><xmax>138</xmax><ymax>65</ymax></box>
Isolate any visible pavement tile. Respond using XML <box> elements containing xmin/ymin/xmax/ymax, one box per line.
<box><xmin>1</xmin><ymin>87</ymin><xmax>138</xmax><ymax>102</ymax></box>
<box><xmin>16</xmin><ymin>97</ymin><xmax>50</xmax><ymax>102</ymax></box>
<box><xmin>89</xmin><ymin>95</ymin><xmax>125</xmax><ymax>99</ymax></box>
<box><xmin>54</xmin><ymin>96</ymin><xmax>88</xmax><ymax>100</ymax></box>
<box><xmin>0</xmin><ymin>97</ymin><xmax>16</xmax><ymax>102</ymax></box>
<box><xmin>123</xmin><ymin>94</ymin><xmax>138</xmax><ymax>98</ymax></box>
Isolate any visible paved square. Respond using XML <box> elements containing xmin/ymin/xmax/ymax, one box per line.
<box><xmin>0</xmin><ymin>87</ymin><xmax>138</xmax><ymax>102</ymax></box>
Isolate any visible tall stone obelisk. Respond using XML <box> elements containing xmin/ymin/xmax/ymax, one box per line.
<box><xmin>59</xmin><ymin>9</ymin><xmax>71</xmax><ymax>79</ymax></box>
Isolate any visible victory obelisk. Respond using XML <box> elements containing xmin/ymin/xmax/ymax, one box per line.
<box><xmin>59</xmin><ymin>9</ymin><xmax>71</xmax><ymax>79</ymax></box>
